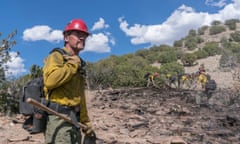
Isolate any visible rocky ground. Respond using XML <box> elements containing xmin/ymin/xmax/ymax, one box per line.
<box><xmin>0</xmin><ymin>55</ymin><xmax>240</xmax><ymax>144</ymax></box>
<box><xmin>1</xmin><ymin>87</ymin><xmax>240</xmax><ymax>144</ymax></box>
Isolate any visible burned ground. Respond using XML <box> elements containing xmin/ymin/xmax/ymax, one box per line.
<box><xmin>90</xmin><ymin>87</ymin><xmax>240</xmax><ymax>144</ymax></box>
<box><xmin>0</xmin><ymin>87</ymin><xmax>240</xmax><ymax>144</ymax></box>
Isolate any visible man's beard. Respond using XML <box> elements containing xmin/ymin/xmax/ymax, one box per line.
<box><xmin>72</xmin><ymin>42</ymin><xmax>84</xmax><ymax>51</ymax></box>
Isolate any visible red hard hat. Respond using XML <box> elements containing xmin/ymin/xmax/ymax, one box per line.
<box><xmin>153</xmin><ymin>72</ymin><xmax>159</xmax><ymax>77</ymax></box>
<box><xmin>63</xmin><ymin>19</ymin><xmax>89</xmax><ymax>35</ymax></box>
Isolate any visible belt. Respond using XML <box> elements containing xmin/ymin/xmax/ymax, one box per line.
<box><xmin>48</xmin><ymin>101</ymin><xmax>80</xmax><ymax>115</ymax></box>
<box><xmin>46</xmin><ymin>101</ymin><xmax>81</xmax><ymax>129</ymax></box>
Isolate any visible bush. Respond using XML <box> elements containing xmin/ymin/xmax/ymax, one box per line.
<box><xmin>198</xmin><ymin>26</ymin><xmax>208</xmax><ymax>35</ymax></box>
<box><xmin>185</xmin><ymin>37</ymin><xmax>197</xmax><ymax>50</ymax></box>
<box><xmin>220</xmin><ymin>49</ymin><xmax>235</xmax><ymax>68</ymax></box>
<box><xmin>225</xmin><ymin>19</ymin><xmax>240</xmax><ymax>30</ymax></box>
<box><xmin>202</xmin><ymin>42</ymin><xmax>219</xmax><ymax>56</ymax></box>
<box><xmin>188</xmin><ymin>29</ymin><xmax>197</xmax><ymax>37</ymax></box>
<box><xmin>211</xmin><ymin>20</ymin><xmax>222</xmax><ymax>26</ymax></box>
<box><xmin>158</xmin><ymin>50</ymin><xmax>177</xmax><ymax>64</ymax></box>
<box><xmin>194</xmin><ymin>50</ymin><xmax>208</xmax><ymax>59</ymax></box>
<box><xmin>209</xmin><ymin>25</ymin><xmax>226</xmax><ymax>35</ymax></box>
<box><xmin>181</xmin><ymin>53</ymin><xmax>197</xmax><ymax>66</ymax></box>
<box><xmin>159</xmin><ymin>62</ymin><xmax>184</xmax><ymax>81</ymax></box>
<box><xmin>230</xmin><ymin>31</ymin><xmax>240</xmax><ymax>42</ymax></box>
<box><xmin>0</xmin><ymin>82</ymin><xmax>19</xmax><ymax>114</ymax></box>
<box><xmin>173</xmin><ymin>39</ymin><xmax>183</xmax><ymax>47</ymax></box>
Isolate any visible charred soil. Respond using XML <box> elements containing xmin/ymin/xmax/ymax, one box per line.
<box><xmin>1</xmin><ymin>86</ymin><xmax>240</xmax><ymax>144</ymax></box>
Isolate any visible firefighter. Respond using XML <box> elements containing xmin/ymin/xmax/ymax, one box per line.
<box><xmin>198</xmin><ymin>63</ymin><xmax>205</xmax><ymax>73</ymax></box>
<box><xmin>197</xmin><ymin>69</ymin><xmax>207</xmax><ymax>89</ymax></box>
<box><xmin>195</xmin><ymin>69</ymin><xmax>208</xmax><ymax>105</ymax></box>
<box><xmin>146</xmin><ymin>72</ymin><xmax>159</xmax><ymax>87</ymax></box>
<box><xmin>43</xmin><ymin>19</ymin><xmax>94</xmax><ymax>144</ymax></box>
<box><xmin>205</xmin><ymin>74</ymin><xmax>217</xmax><ymax>99</ymax></box>
<box><xmin>166</xmin><ymin>73</ymin><xmax>177</xmax><ymax>88</ymax></box>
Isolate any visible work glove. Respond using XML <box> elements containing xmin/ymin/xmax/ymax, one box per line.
<box><xmin>63</xmin><ymin>55</ymin><xmax>81</xmax><ymax>65</ymax></box>
<box><xmin>83</xmin><ymin>122</ymin><xmax>94</xmax><ymax>136</ymax></box>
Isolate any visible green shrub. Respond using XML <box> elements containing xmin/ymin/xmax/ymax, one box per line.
<box><xmin>225</xmin><ymin>19</ymin><xmax>239</xmax><ymax>30</ymax></box>
<box><xmin>173</xmin><ymin>39</ymin><xmax>183</xmax><ymax>47</ymax></box>
<box><xmin>185</xmin><ymin>37</ymin><xmax>197</xmax><ymax>50</ymax></box>
<box><xmin>230</xmin><ymin>31</ymin><xmax>240</xmax><ymax>42</ymax></box>
<box><xmin>181</xmin><ymin>53</ymin><xmax>197</xmax><ymax>66</ymax></box>
<box><xmin>202</xmin><ymin>42</ymin><xmax>219</xmax><ymax>56</ymax></box>
<box><xmin>159</xmin><ymin>62</ymin><xmax>184</xmax><ymax>76</ymax></box>
<box><xmin>209</xmin><ymin>25</ymin><xmax>226</xmax><ymax>35</ymax></box>
<box><xmin>198</xmin><ymin>26</ymin><xmax>208</xmax><ymax>35</ymax></box>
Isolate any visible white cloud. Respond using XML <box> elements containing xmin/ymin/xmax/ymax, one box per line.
<box><xmin>22</xmin><ymin>18</ymin><xmax>113</xmax><ymax>53</ymax></box>
<box><xmin>119</xmin><ymin>1</ymin><xmax>240</xmax><ymax>46</ymax></box>
<box><xmin>91</xmin><ymin>17</ymin><xmax>109</xmax><ymax>31</ymax></box>
<box><xmin>84</xmin><ymin>33</ymin><xmax>114</xmax><ymax>53</ymax></box>
<box><xmin>205</xmin><ymin>0</ymin><xmax>228</xmax><ymax>8</ymax></box>
<box><xmin>3</xmin><ymin>52</ymin><xmax>26</xmax><ymax>78</ymax></box>
<box><xmin>23</xmin><ymin>25</ymin><xmax>63</xmax><ymax>42</ymax></box>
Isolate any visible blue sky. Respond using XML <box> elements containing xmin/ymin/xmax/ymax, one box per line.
<box><xmin>0</xmin><ymin>0</ymin><xmax>238</xmax><ymax>78</ymax></box>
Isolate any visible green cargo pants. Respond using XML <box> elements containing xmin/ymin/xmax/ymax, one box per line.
<box><xmin>45</xmin><ymin>115</ymin><xmax>82</xmax><ymax>144</ymax></box>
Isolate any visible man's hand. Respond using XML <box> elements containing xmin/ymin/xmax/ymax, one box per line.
<box><xmin>63</xmin><ymin>55</ymin><xmax>81</xmax><ymax>65</ymax></box>
<box><xmin>83</xmin><ymin>122</ymin><xmax>94</xmax><ymax>135</ymax></box>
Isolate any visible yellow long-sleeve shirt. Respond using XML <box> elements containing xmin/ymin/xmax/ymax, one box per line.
<box><xmin>197</xmin><ymin>73</ymin><xmax>207</xmax><ymax>89</ymax></box>
<box><xmin>43</xmin><ymin>47</ymin><xmax>90</xmax><ymax>123</ymax></box>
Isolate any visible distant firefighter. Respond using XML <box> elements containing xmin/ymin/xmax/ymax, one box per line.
<box><xmin>145</xmin><ymin>72</ymin><xmax>159</xmax><ymax>87</ymax></box>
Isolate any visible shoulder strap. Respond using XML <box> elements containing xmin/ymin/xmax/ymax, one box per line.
<box><xmin>49</xmin><ymin>47</ymin><xmax>68</xmax><ymax>55</ymax></box>
<box><xmin>49</xmin><ymin>47</ymin><xmax>86</xmax><ymax>75</ymax></box>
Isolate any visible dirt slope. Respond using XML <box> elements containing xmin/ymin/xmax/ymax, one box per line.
<box><xmin>1</xmin><ymin>87</ymin><xmax>240</xmax><ymax>144</ymax></box>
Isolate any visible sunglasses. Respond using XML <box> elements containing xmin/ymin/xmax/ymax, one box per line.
<box><xmin>70</xmin><ymin>31</ymin><xmax>88</xmax><ymax>39</ymax></box>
